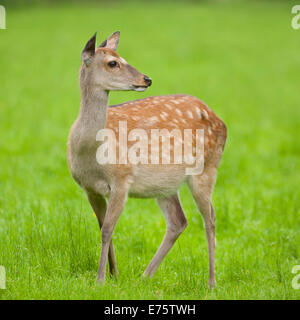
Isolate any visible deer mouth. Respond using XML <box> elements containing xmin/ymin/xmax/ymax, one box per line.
<box><xmin>133</xmin><ymin>85</ymin><xmax>148</xmax><ymax>92</ymax></box>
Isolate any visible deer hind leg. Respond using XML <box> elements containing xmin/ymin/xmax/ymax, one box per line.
<box><xmin>87</xmin><ymin>193</ymin><xmax>119</xmax><ymax>277</ymax></box>
<box><xmin>188</xmin><ymin>168</ymin><xmax>217</xmax><ymax>288</ymax></box>
<box><xmin>143</xmin><ymin>193</ymin><xmax>187</xmax><ymax>278</ymax></box>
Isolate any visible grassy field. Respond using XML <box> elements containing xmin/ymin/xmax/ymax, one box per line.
<box><xmin>0</xmin><ymin>0</ymin><xmax>300</xmax><ymax>300</ymax></box>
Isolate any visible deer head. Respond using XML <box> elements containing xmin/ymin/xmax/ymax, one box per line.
<box><xmin>80</xmin><ymin>31</ymin><xmax>152</xmax><ymax>92</ymax></box>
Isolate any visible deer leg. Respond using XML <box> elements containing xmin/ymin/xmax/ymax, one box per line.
<box><xmin>188</xmin><ymin>173</ymin><xmax>216</xmax><ymax>288</ymax></box>
<box><xmin>97</xmin><ymin>185</ymin><xmax>128</xmax><ymax>284</ymax></box>
<box><xmin>143</xmin><ymin>193</ymin><xmax>187</xmax><ymax>278</ymax></box>
<box><xmin>87</xmin><ymin>193</ymin><xmax>119</xmax><ymax>277</ymax></box>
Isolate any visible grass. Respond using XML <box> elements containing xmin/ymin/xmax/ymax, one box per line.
<box><xmin>0</xmin><ymin>0</ymin><xmax>300</xmax><ymax>300</ymax></box>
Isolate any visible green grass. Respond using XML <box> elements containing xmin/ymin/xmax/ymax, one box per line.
<box><xmin>0</xmin><ymin>0</ymin><xmax>300</xmax><ymax>299</ymax></box>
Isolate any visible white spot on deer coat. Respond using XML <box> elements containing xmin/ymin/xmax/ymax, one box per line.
<box><xmin>202</xmin><ymin>109</ymin><xmax>209</xmax><ymax>119</ymax></box>
<box><xmin>186</xmin><ymin>111</ymin><xmax>193</xmax><ymax>119</ymax></box>
<box><xmin>148</xmin><ymin>116</ymin><xmax>158</xmax><ymax>124</ymax></box>
<box><xmin>176</xmin><ymin>109</ymin><xmax>182</xmax><ymax>116</ymax></box>
<box><xmin>195</xmin><ymin>107</ymin><xmax>202</xmax><ymax>118</ymax></box>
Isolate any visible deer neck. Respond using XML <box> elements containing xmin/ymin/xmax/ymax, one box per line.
<box><xmin>79</xmin><ymin>87</ymin><xmax>108</xmax><ymax>130</ymax></box>
<box><xmin>78</xmin><ymin>68</ymin><xmax>109</xmax><ymax>136</ymax></box>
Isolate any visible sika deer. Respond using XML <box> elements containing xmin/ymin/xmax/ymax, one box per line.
<box><xmin>67</xmin><ymin>31</ymin><xmax>227</xmax><ymax>287</ymax></box>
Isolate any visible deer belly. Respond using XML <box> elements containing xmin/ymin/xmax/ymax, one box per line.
<box><xmin>128</xmin><ymin>165</ymin><xmax>187</xmax><ymax>198</ymax></box>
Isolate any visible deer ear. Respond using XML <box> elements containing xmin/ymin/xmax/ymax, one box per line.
<box><xmin>82</xmin><ymin>32</ymin><xmax>97</xmax><ymax>66</ymax></box>
<box><xmin>98</xmin><ymin>31</ymin><xmax>120</xmax><ymax>51</ymax></box>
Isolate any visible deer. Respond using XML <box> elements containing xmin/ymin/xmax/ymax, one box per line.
<box><xmin>67</xmin><ymin>31</ymin><xmax>227</xmax><ymax>288</ymax></box>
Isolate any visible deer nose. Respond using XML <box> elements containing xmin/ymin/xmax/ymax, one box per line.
<box><xmin>144</xmin><ymin>75</ymin><xmax>152</xmax><ymax>86</ymax></box>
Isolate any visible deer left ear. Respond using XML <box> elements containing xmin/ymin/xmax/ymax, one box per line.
<box><xmin>98</xmin><ymin>31</ymin><xmax>120</xmax><ymax>51</ymax></box>
<box><xmin>82</xmin><ymin>32</ymin><xmax>97</xmax><ymax>66</ymax></box>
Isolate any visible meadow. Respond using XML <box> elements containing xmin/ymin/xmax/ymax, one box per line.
<box><xmin>0</xmin><ymin>0</ymin><xmax>300</xmax><ymax>299</ymax></box>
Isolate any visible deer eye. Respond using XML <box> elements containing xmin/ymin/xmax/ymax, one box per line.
<box><xmin>108</xmin><ymin>61</ymin><xmax>118</xmax><ymax>68</ymax></box>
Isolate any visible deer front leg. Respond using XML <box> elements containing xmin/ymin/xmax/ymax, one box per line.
<box><xmin>97</xmin><ymin>185</ymin><xmax>128</xmax><ymax>284</ymax></box>
<box><xmin>87</xmin><ymin>193</ymin><xmax>119</xmax><ymax>277</ymax></box>
<box><xmin>143</xmin><ymin>193</ymin><xmax>187</xmax><ymax>278</ymax></box>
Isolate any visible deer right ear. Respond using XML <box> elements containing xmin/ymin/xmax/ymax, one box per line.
<box><xmin>82</xmin><ymin>32</ymin><xmax>97</xmax><ymax>66</ymax></box>
<box><xmin>98</xmin><ymin>31</ymin><xmax>120</xmax><ymax>51</ymax></box>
